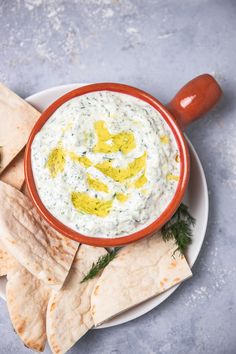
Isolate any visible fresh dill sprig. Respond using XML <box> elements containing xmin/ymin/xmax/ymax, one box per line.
<box><xmin>80</xmin><ymin>249</ymin><xmax>118</xmax><ymax>283</ymax></box>
<box><xmin>161</xmin><ymin>203</ymin><xmax>195</xmax><ymax>254</ymax></box>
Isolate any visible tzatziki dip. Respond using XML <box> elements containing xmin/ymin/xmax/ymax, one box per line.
<box><xmin>31</xmin><ymin>90</ymin><xmax>180</xmax><ymax>238</ymax></box>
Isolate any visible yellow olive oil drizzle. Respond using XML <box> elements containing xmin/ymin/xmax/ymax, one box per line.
<box><xmin>45</xmin><ymin>120</ymin><xmax>153</xmax><ymax>217</ymax></box>
<box><xmin>92</xmin><ymin>120</ymin><xmax>136</xmax><ymax>154</ymax></box>
<box><xmin>45</xmin><ymin>145</ymin><xmax>66</xmax><ymax>178</ymax></box>
<box><xmin>86</xmin><ymin>174</ymin><xmax>109</xmax><ymax>193</ymax></box>
<box><xmin>71</xmin><ymin>192</ymin><xmax>112</xmax><ymax>217</ymax></box>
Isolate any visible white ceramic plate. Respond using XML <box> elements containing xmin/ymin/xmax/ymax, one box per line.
<box><xmin>0</xmin><ymin>84</ymin><xmax>209</xmax><ymax>328</ymax></box>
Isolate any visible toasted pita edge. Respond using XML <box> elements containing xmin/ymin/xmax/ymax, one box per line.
<box><xmin>47</xmin><ymin>245</ymin><xmax>108</xmax><ymax>354</ymax></box>
<box><xmin>6</xmin><ymin>261</ymin><xmax>51</xmax><ymax>352</ymax></box>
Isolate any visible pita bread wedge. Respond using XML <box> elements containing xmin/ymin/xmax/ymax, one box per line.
<box><xmin>0</xmin><ymin>83</ymin><xmax>40</xmax><ymax>173</ymax></box>
<box><xmin>6</xmin><ymin>260</ymin><xmax>51</xmax><ymax>352</ymax></box>
<box><xmin>0</xmin><ymin>240</ymin><xmax>15</xmax><ymax>276</ymax></box>
<box><xmin>0</xmin><ymin>181</ymin><xmax>79</xmax><ymax>290</ymax></box>
<box><xmin>0</xmin><ymin>149</ymin><xmax>25</xmax><ymax>189</ymax></box>
<box><xmin>47</xmin><ymin>245</ymin><xmax>107</xmax><ymax>354</ymax></box>
<box><xmin>91</xmin><ymin>232</ymin><xmax>192</xmax><ymax>326</ymax></box>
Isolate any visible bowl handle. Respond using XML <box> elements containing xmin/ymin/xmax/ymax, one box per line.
<box><xmin>166</xmin><ymin>74</ymin><xmax>222</xmax><ymax>129</ymax></box>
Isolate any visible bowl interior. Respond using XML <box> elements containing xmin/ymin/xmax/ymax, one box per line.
<box><xmin>25</xmin><ymin>83</ymin><xmax>190</xmax><ymax>247</ymax></box>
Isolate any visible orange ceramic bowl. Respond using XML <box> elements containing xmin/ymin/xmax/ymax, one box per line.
<box><xmin>25</xmin><ymin>74</ymin><xmax>221</xmax><ymax>247</ymax></box>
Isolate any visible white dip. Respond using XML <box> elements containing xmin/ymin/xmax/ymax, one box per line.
<box><xmin>31</xmin><ymin>91</ymin><xmax>180</xmax><ymax>238</ymax></box>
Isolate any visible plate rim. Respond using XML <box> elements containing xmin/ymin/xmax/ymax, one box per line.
<box><xmin>0</xmin><ymin>83</ymin><xmax>209</xmax><ymax>329</ymax></box>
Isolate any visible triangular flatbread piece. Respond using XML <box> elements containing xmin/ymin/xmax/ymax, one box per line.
<box><xmin>0</xmin><ymin>83</ymin><xmax>40</xmax><ymax>173</ymax></box>
<box><xmin>47</xmin><ymin>245</ymin><xmax>107</xmax><ymax>354</ymax></box>
<box><xmin>6</xmin><ymin>260</ymin><xmax>51</xmax><ymax>352</ymax></box>
<box><xmin>0</xmin><ymin>181</ymin><xmax>79</xmax><ymax>290</ymax></box>
<box><xmin>91</xmin><ymin>232</ymin><xmax>192</xmax><ymax>326</ymax></box>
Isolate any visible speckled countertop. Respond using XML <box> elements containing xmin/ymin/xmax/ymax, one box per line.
<box><xmin>0</xmin><ymin>1</ymin><xmax>236</xmax><ymax>353</ymax></box>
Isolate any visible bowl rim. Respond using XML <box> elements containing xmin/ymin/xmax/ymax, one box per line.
<box><xmin>24</xmin><ymin>82</ymin><xmax>190</xmax><ymax>247</ymax></box>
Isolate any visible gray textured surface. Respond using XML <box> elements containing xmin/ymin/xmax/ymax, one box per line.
<box><xmin>0</xmin><ymin>0</ymin><xmax>236</xmax><ymax>353</ymax></box>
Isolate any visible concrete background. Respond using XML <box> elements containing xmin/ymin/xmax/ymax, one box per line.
<box><xmin>0</xmin><ymin>0</ymin><xmax>236</xmax><ymax>353</ymax></box>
